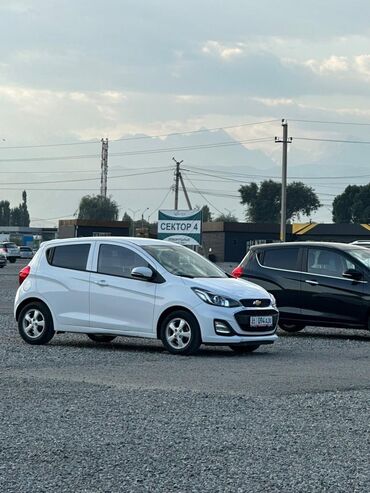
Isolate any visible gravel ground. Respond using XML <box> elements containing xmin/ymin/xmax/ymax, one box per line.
<box><xmin>0</xmin><ymin>261</ymin><xmax>369</xmax><ymax>493</ymax></box>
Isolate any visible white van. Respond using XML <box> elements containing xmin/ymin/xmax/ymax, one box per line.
<box><xmin>15</xmin><ymin>237</ymin><xmax>278</xmax><ymax>355</ymax></box>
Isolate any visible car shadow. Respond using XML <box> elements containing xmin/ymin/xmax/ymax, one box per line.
<box><xmin>50</xmin><ymin>337</ymin><xmax>276</xmax><ymax>358</ymax></box>
<box><xmin>279</xmin><ymin>329</ymin><xmax>370</xmax><ymax>342</ymax></box>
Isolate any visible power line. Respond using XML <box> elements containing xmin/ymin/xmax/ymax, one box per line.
<box><xmin>289</xmin><ymin>118</ymin><xmax>370</xmax><ymax>127</ymax></box>
<box><xmin>185</xmin><ymin>166</ymin><xmax>370</xmax><ymax>181</ymax></box>
<box><xmin>0</xmin><ymin>165</ymin><xmax>172</xmax><ymax>174</ymax></box>
<box><xmin>2</xmin><ymin>168</ymin><xmax>172</xmax><ymax>186</ymax></box>
<box><xmin>293</xmin><ymin>136</ymin><xmax>370</xmax><ymax>145</ymax></box>
<box><xmin>0</xmin><ymin>137</ymin><xmax>273</xmax><ymax>164</ymax></box>
<box><xmin>0</xmin><ymin>119</ymin><xmax>279</xmax><ymax>150</ymax></box>
<box><xmin>182</xmin><ymin>173</ymin><xmax>224</xmax><ymax>215</ymax></box>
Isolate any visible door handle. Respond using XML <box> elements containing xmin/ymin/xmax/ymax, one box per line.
<box><xmin>94</xmin><ymin>279</ymin><xmax>109</xmax><ymax>287</ymax></box>
<box><xmin>305</xmin><ymin>279</ymin><xmax>319</xmax><ymax>285</ymax></box>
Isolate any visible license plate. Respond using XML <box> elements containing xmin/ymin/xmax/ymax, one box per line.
<box><xmin>250</xmin><ymin>316</ymin><xmax>273</xmax><ymax>327</ymax></box>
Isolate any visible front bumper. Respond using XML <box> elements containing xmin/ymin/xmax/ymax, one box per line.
<box><xmin>193</xmin><ymin>304</ymin><xmax>279</xmax><ymax>345</ymax></box>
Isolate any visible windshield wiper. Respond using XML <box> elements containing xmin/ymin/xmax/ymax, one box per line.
<box><xmin>175</xmin><ymin>273</ymin><xmax>194</xmax><ymax>278</ymax></box>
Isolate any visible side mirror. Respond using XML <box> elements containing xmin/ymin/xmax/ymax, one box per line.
<box><xmin>343</xmin><ymin>269</ymin><xmax>363</xmax><ymax>281</ymax></box>
<box><xmin>131</xmin><ymin>266</ymin><xmax>154</xmax><ymax>281</ymax></box>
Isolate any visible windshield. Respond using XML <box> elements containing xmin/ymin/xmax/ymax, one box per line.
<box><xmin>142</xmin><ymin>244</ymin><xmax>227</xmax><ymax>278</ymax></box>
<box><xmin>348</xmin><ymin>248</ymin><xmax>370</xmax><ymax>268</ymax></box>
<box><xmin>5</xmin><ymin>243</ymin><xmax>17</xmax><ymax>248</ymax></box>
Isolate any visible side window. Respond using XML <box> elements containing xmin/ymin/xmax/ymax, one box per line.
<box><xmin>261</xmin><ymin>248</ymin><xmax>300</xmax><ymax>271</ymax></box>
<box><xmin>307</xmin><ymin>249</ymin><xmax>350</xmax><ymax>277</ymax></box>
<box><xmin>97</xmin><ymin>244</ymin><xmax>149</xmax><ymax>278</ymax></box>
<box><xmin>47</xmin><ymin>244</ymin><xmax>91</xmax><ymax>271</ymax></box>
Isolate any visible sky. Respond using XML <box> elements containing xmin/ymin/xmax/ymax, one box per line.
<box><xmin>1</xmin><ymin>0</ymin><xmax>370</xmax><ymax>226</ymax></box>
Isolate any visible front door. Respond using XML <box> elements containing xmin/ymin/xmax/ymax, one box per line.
<box><xmin>300</xmin><ymin>247</ymin><xmax>366</xmax><ymax>326</ymax></box>
<box><xmin>89</xmin><ymin>243</ymin><xmax>157</xmax><ymax>335</ymax></box>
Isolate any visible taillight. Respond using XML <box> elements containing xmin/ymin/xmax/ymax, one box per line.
<box><xmin>231</xmin><ymin>265</ymin><xmax>244</xmax><ymax>278</ymax></box>
<box><xmin>19</xmin><ymin>265</ymin><xmax>31</xmax><ymax>285</ymax></box>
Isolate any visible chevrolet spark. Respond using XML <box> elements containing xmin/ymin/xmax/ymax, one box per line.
<box><xmin>15</xmin><ymin>238</ymin><xmax>278</xmax><ymax>355</ymax></box>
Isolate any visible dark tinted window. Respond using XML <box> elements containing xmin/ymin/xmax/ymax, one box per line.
<box><xmin>307</xmin><ymin>248</ymin><xmax>355</xmax><ymax>277</ymax></box>
<box><xmin>261</xmin><ymin>247</ymin><xmax>300</xmax><ymax>270</ymax></box>
<box><xmin>47</xmin><ymin>244</ymin><xmax>90</xmax><ymax>271</ymax></box>
<box><xmin>98</xmin><ymin>244</ymin><xmax>149</xmax><ymax>278</ymax></box>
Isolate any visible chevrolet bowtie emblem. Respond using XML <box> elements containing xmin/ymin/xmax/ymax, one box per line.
<box><xmin>253</xmin><ymin>300</ymin><xmax>262</xmax><ymax>306</ymax></box>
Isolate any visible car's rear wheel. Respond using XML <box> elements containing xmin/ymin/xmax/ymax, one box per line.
<box><xmin>279</xmin><ymin>322</ymin><xmax>305</xmax><ymax>333</ymax></box>
<box><xmin>9</xmin><ymin>258</ymin><xmax>16</xmax><ymax>263</ymax></box>
<box><xmin>18</xmin><ymin>302</ymin><xmax>55</xmax><ymax>345</ymax></box>
<box><xmin>160</xmin><ymin>310</ymin><xmax>201</xmax><ymax>355</ymax></box>
<box><xmin>229</xmin><ymin>344</ymin><xmax>260</xmax><ymax>353</ymax></box>
<box><xmin>86</xmin><ymin>334</ymin><xmax>117</xmax><ymax>343</ymax></box>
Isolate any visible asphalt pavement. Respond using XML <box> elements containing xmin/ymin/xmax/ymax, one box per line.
<box><xmin>0</xmin><ymin>261</ymin><xmax>369</xmax><ymax>493</ymax></box>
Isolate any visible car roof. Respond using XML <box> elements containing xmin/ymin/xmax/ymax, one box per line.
<box><xmin>41</xmin><ymin>237</ymin><xmax>176</xmax><ymax>248</ymax></box>
<box><xmin>250</xmin><ymin>241</ymin><xmax>368</xmax><ymax>252</ymax></box>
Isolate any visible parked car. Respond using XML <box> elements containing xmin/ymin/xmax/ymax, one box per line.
<box><xmin>19</xmin><ymin>246</ymin><xmax>34</xmax><ymax>259</ymax></box>
<box><xmin>232</xmin><ymin>241</ymin><xmax>370</xmax><ymax>333</ymax></box>
<box><xmin>0</xmin><ymin>252</ymin><xmax>7</xmax><ymax>268</ymax></box>
<box><xmin>14</xmin><ymin>238</ymin><xmax>279</xmax><ymax>355</ymax></box>
<box><xmin>0</xmin><ymin>242</ymin><xmax>19</xmax><ymax>263</ymax></box>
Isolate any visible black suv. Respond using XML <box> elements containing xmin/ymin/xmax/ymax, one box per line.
<box><xmin>232</xmin><ymin>242</ymin><xmax>370</xmax><ymax>333</ymax></box>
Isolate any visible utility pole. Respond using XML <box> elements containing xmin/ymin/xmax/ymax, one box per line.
<box><xmin>179</xmin><ymin>173</ymin><xmax>192</xmax><ymax>209</ymax></box>
<box><xmin>100</xmin><ymin>138</ymin><xmax>109</xmax><ymax>197</ymax></box>
<box><xmin>275</xmin><ymin>120</ymin><xmax>292</xmax><ymax>242</ymax></box>
<box><xmin>172</xmin><ymin>157</ymin><xmax>192</xmax><ymax>210</ymax></box>
<box><xmin>172</xmin><ymin>157</ymin><xmax>183</xmax><ymax>210</ymax></box>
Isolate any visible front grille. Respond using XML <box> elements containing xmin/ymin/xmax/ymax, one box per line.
<box><xmin>240</xmin><ymin>298</ymin><xmax>271</xmax><ymax>308</ymax></box>
<box><xmin>235</xmin><ymin>309</ymin><xmax>278</xmax><ymax>332</ymax></box>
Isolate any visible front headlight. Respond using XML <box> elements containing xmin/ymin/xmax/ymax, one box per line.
<box><xmin>192</xmin><ymin>288</ymin><xmax>241</xmax><ymax>307</ymax></box>
<box><xmin>269</xmin><ymin>294</ymin><xmax>277</xmax><ymax>308</ymax></box>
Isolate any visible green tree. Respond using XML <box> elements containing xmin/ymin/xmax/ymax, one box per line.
<box><xmin>0</xmin><ymin>200</ymin><xmax>11</xmax><ymax>226</ymax></box>
<box><xmin>10</xmin><ymin>191</ymin><xmax>30</xmax><ymax>226</ymax></box>
<box><xmin>201</xmin><ymin>205</ymin><xmax>213</xmax><ymax>222</ymax></box>
<box><xmin>239</xmin><ymin>180</ymin><xmax>321</xmax><ymax>223</ymax></box>
<box><xmin>77</xmin><ymin>195</ymin><xmax>119</xmax><ymax>221</ymax></box>
<box><xmin>122</xmin><ymin>211</ymin><xmax>134</xmax><ymax>234</ymax></box>
<box><xmin>214</xmin><ymin>213</ymin><xmax>238</xmax><ymax>222</ymax></box>
<box><xmin>333</xmin><ymin>184</ymin><xmax>370</xmax><ymax>223</ymax></box>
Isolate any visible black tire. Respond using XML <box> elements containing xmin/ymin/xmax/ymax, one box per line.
<box><xmin>160</xmin><ymin>310</ymin><xmax>201</xmax><ymax>355</ymax></box>
<box><xmin>279</xmin><ymin>322</ymin><xmax>305</xmax><ymax>333</ymax></box>
<box><xmin>229</xmin><ymin>344</ymin><xmax>260</xmax><ymax>353</ymax></box>
<box><xmin>9</xmin><ymin>258</ymin><xmax>16</xmax><ymax>264</ymax></box>
<box><xmin>0</xmin><ymin>265</ymin><xmax>4</xmax><ymax>268</ymax></box>
<box><xmin>87</xmin><ymin>334</ymin><xmax>117</xmax><ymax>343</ymax></box>
<box><xmin>18</xmin><ymin>301</ymin><xmax>55</xmax><ymax>345</ymax></box>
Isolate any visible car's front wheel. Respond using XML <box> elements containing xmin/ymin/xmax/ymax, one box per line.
<box><xmin>160</xmin><ymin>310</ymin><xmax>201</xmax><ymax>355</ymax></box>
<box><xmin>229</xmin><ymin>344</ymin><xmax>260</xmax><ymax>353</ymax></box>
<box><xmin>9</xmin><ymin>258</ymin><xmax>16</xmax><ymax>263</ymax></box>
<box><xmin>279</xmin><ymin>322</ymin><xmax>305</xmax><ymax>333</ymax></box>
<box><xmin>86</xmin><ymin>334</ymin><xmax>117</xmax><ymax>343</ymax></box>
<box><xmin>18</xmin><ymin>302</ymin><xmax>55</xmax><ymax>345</ymax></box>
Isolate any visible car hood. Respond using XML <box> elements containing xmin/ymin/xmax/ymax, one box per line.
<box><xmin>181</xmin><ymin>276</ymin><xmax>271</xmax><ymax>300</ymax></box>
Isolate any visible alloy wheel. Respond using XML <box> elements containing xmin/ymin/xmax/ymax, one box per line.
<box><xmin>22</xmin><ymin>309</ymin><xmax>45</xmax><ymax>339</ymax></box>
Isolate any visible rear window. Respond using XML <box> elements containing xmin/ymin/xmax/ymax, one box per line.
<box><xmin>260</xmin><ymin>247</ymin><xmax>300</xmax><ymax>271</ymax></box>
<box><xmin>20</xmin><ymin>247</ymin><xmax>32</xmax><ymax>251</ymax></box>
<box><xmin>47</xmin><ymin>244</ymin><xmax>91</xmax><ymax>271</ymax></box>
<box><xmin>4</xmin><ymin>243</ymin><xmax>17</xmax><ymax>248</ymax></box>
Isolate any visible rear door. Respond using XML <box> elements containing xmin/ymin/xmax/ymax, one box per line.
<box><xmin>246</xmin><ymin>246</ymin><xmax>304</xmax><ymax>321</ymax></box>
<box><xmin>38</xmin><ymin>242</ymin><xmax>93</xmax><ymax>330</ymax></box>
<box><xmin>300</xmin><ymin>246</ymin><xmax>366</xmax><ymax>326</ymax></box>
<box><xmin>89</xmin><ymin>242</ymin><xmax>157</xmax><ymax>335</ymax></box>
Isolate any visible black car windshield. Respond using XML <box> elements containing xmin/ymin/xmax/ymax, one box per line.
<box><xmin>142</xmin><ymin>244</ymin><xmax>227</xmax><ymax>278</ymax></box>
<box><xmin>348</xmin><ymin>249</ymin><xmax>370</xmax><ymax>268</ymax></box>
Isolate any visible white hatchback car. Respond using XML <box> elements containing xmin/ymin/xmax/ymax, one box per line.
<box><xmin>15</xmin><ymin>237</ymin><xmax>278</xmax><ymax>355</ymax></box>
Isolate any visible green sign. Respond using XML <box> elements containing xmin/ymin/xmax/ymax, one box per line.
<box><xmin>158</xmin><ymin>209</ymin><xmax>202</xmax><ymax>246</ymax></box>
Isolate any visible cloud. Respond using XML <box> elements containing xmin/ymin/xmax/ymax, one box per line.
<box><xmin>305</xmin><ymin>56</ymin><xmax>350</xmax><ymax>74</ymax></box>
<box><xmin>202</xmin><ymin>41</ymin><xmax>245</xmax><ymax>60</ymax></box>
